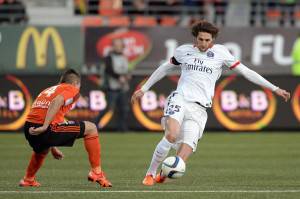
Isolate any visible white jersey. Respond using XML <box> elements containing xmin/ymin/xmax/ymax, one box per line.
<box><xmin>141</xmin><ymin>44</ymin><xmax>278</xmax><ymax>108</ymax></box>
<box><xmin>173</xmin><ymin>44</ymin><xmax>239</xmax><ymax>107</ymax></box>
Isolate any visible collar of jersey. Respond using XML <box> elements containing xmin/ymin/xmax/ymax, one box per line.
<box><xmin>193</xmin><ymin>45</ymin><xmax>213</xmax><ymax>54</ymax></box>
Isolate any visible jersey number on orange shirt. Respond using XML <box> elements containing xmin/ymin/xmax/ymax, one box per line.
<box><xmin>39</xmin><ymin>86</ymin><xmax>58</xmax><ymax>98</ymax></box>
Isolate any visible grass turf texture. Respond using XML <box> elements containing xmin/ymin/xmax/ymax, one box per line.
<box><xmin>0</xmin><ymin>132</ymin><xmax>299</xmax><ymax>199</ymax></box>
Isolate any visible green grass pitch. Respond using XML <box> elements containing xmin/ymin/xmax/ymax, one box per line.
<box><xmin>0</xmin><ymin>132</ymin><xmax>300</xmax><ymax>199</ymax></box>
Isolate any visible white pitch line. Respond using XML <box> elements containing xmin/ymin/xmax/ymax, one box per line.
<box><xmin>0</xmin><ymin>190</ymin><xmax>300</xmax><ymax>194</ymax></box>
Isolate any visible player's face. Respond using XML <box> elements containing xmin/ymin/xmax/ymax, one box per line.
<box><xmin>74</xmin><ymin>82</ymin><xmax>81</xmax><ymax>89</ymax></box>
<box><xmin>195</xmin><ymin>32</ymin><xmax>213</xmax><ymax>52</ymax></box>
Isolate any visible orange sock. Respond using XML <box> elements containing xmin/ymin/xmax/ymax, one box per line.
<box><xmin>25</xmin><ymin>152</ymin><xmax>48</xmax><ymax>180</ymax></box>
<box><xmin>84</xmin><ymin>134</ymin><xmax>101</xmax><ymax>172</ymax></box>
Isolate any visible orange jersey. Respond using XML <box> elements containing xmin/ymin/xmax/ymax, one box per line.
<box><xmin>26</xmin><ymin>83</ymin><xmax>80</xmax><ymax>124</ymax></box>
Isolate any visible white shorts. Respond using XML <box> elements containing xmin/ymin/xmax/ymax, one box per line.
<box><xmin>162</xmin><ymin>91</ymin><xmax>208</xmax><ymax>152</ymax></box>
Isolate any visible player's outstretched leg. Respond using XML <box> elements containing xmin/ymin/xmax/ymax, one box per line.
<box><xmin>19</xmin><ymin>150</ymin><xmax>49</xmax><ymax>187</ymax></box>
<box><xmin>142</xmin><ymin>117</ymin><xmax>180</xmax><ymax>186</ymax></box>
<box><xmin>83</xmin><ymin>121</ymin><xmax>112</xmax><ymax>188</ymax></box>
<box><xmin>142</xmin><ymin>137</ymin><xmax>173</xmax><ymax>186</ymax></box>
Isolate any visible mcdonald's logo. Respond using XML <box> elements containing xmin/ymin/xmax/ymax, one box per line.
<box><xmin>16</xmin><ymin>26</ymin><xmax>66</xmax><ymax>69</ymax></box>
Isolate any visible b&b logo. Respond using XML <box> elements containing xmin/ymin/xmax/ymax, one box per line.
<box><xmin>212</xmin><ymin>75</ymin><xmax>276</xmax><ymax>131</ymax></box>
<box><xmin>0</xmin><ymin>75</ymin><xmax>32</xmax><ymax>131</ymax></box>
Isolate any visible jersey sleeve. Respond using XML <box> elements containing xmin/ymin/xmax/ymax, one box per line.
<box><xmin>219</xmin><ymin>45</ymin><xmax>240</xmax><ymax>70</ymax></box>
<box><xmin>172</xmin><ymin>45</ymin><xmax>187</xmax><ymax>65</ymax></box>
<box><xmin>60</xmin><ymin>86</ymin><xmax>80</xmax><ymax>106</ymax></box>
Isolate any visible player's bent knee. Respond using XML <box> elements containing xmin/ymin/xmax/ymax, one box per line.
<box><xmin>165</xmin><ymin>127</ymin><xmax>179</xmax><ymax>142</ymax></box>
<box><xmin>165</xmin><ymin>117</ymin><xmax>180</xmax><ymax>132</ymax></box>
<box><xmin>83</xmin><ymin>121</ymin><xmax>98</xmax><ymax>137</ymax></box>
<box><xmin>165</xmin><ymin>133</ymin><xmax>177</xmax><ymax>143</ymax></box>
<box><xmin>165</xmin><ymin>121</ymin><xmax>180</xmax><ymax>143</ymax></box>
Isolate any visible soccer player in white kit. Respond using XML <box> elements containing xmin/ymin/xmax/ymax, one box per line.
<box><xmin>131</xmin><ymin>20</ymin><xmax>291</xmax><ymax>186</ymax></box>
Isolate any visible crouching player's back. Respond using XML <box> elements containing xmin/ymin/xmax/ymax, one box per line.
<box><xmin>26</xmin><ymin>83</ymin><xmax>79</xmax><ymax>125</ymax></box>
<box><xmin>20</xmin><ymin>69</ymin><xmax>112</xmax><ymax>188</ymax></box>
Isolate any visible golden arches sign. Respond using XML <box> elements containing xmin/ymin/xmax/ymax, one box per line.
<box><xmin>16</xmin><ymin>26</ymin><xmax>66</xmax><ymax>69</ymax></box>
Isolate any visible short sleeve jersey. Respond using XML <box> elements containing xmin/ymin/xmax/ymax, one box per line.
<box><xmin>26</xmin><ymin>83</ymin><xmax>80</xmax><ymax>124</ymax></box>
<box><xmin>172</xmin><ymin>44</ymin><xmax>240</xmax><ymax>107</ymax></box>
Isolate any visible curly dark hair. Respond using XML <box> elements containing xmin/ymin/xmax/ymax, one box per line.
<box><xmin>191</xmin><ymin>20</ymin><xmax>219</xmax><ymax>39</ymax></box>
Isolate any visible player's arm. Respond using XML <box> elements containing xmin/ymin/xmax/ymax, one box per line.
<box><xmin>233</xmin><ymin>63</ymin><xmax>290</xmax><ymax>101</ymax></box>
<box><xmin>131</xmin><ymin>61</ymin><xmax>176</xmax><ymax>103</ymax></box>
<box><xmin>29</xmin><ymin>95</ymin><xmax>64</xmax><ymax>135</ymax></box>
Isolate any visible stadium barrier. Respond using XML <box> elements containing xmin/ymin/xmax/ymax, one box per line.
<box><xmin>0</xmin><ymin>75</ymin><xmax>299</xmax><ymax>132</ymax></box>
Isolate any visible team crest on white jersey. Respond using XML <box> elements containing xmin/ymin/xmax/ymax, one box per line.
<box><xmin>207</xmin><ymin>51</ymin><xmax>214</xmax><ymax>58</ymax></box>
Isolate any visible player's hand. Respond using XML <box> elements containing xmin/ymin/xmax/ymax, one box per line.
<box><xmin>275</xmin><ymin>88</ymin><xmax>290</xmax><ymax>102</ymax></box>
<box><xmin>51</xmin><ymin>147</ymin><xmax>64</xmax><ymax>160</ymax></box>
<box><xmin>29</xmin><ymin>125</ymin><xmax>48</xmax><ymax>135</ymax></box>
<box><xmin>131</xmin><ymin>89</ymin><xmax>145</xmax><ymax>104</ymax></box>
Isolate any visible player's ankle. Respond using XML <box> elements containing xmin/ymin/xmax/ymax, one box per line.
<box><xmin>146</xmin><ymin>172</ymin><xmax>154</xmax><ymax>177</ymax></box>
<box><xmin>24</xmin><ymin>176</ymin><xmax>35</xmax><ymax>181</ymax></box>
<box><xmin>92</xmin><ymin>167</ymin><xmax>102</xmax><ymax>174</ymax></box>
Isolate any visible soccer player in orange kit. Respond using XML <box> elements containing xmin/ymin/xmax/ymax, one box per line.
<box><xmin>19</xmin><ymin>69</ymin><xmax>112</xmax><ymax>188</ymax></box>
